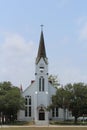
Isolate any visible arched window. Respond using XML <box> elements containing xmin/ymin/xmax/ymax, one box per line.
<box><xmin>39</xmin><ymin>78</ymin><xmax>41</xmax><ymax>91</ymax></box>
<box><xmin>42</xmin><ymin>78</ymin><xmax>44</xmax><ymax>91</ymax></box>
<box><xmin>39</xmin><ymin>77</ymin><xmax>44</xmax><ymax>91</ymax></box>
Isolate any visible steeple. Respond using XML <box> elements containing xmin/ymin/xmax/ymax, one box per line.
<box><xmin>36</xmin><ymin>26</ymin><xmax>48</xmax><ymax>64</ymax></box>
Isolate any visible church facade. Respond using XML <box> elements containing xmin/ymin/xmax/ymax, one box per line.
<box><xmin>17</xmin><ymin>30</ymin><xmax>72</xmax><ymax>125</ymax></box>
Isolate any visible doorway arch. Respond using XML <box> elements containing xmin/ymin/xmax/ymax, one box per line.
<box><xmin>39</xmin><ymin>108</ymin><xmax>45</xmax><ymax>120</ymax></box>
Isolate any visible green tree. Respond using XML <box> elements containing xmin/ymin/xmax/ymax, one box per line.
<box><xmin>48</xmin><ymin>74</ymin><xmax>60</xmax><ymax>88</ymax></box>
<box><xmin>49</xmin><ymin>82</ymin><xmax>87</xmax><ymax>123</ymax></box>
<box><xmin>65</xmin><ymin>83</ymin><xmax>87</xmax><ymax>123</ymax></box>
<box><xmin>50</xmin><ymin>87</ymin><xmax>71</xmax><ymax>121</ymax></box>
<box><xmin>0</xmin><ymin>81</ymin><xmax>25</xmax><ymax>122</ymax></box>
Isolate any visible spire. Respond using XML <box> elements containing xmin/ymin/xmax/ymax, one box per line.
<box><xmin>36</xmin><ymin>26</ymin><xmax>47</xmax><ymax>64</ymax></box>
<box><xmin>37</xmin><ymin>25</ymin><xmax>46</xmax><ymax>58</ymax></box>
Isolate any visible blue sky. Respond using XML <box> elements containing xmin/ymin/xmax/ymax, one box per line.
<box><xmin>0</xmin><ymin>0</ymin><xmax>87</xmax><ymax>89</ymax></box>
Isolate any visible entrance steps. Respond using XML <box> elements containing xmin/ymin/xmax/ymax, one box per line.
<box><xmin>35</xmin><ymin>121</ymin><xmax>49</xmax><ymax>126</ymax></box>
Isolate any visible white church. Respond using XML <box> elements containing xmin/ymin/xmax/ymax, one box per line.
<box><xmin>17</xmin><ymin>28</ymin><xmax>72</xmax><ymax>125</ymax></box>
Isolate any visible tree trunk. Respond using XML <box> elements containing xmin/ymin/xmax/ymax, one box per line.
<box><xmin>63</xmin><ymin>108</ymin><xmax>66</xmax><ymax>121</ymax></box>
<box><xmin>74</xmin><ymin>116</ymin><xmax>77</xmax><ymax>124</ymax></box>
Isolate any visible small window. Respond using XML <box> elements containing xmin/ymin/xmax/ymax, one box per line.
<box><xmin>52</xmin><ymin>107</ymin><xmax>59</xmax><ymax>117</ymax></box>
<box><xmin>29</xmin><ymin>106</ymin><xmax>31</xmax><ymax>117</ymax></box>
<box><xmin>56</xmin><ymin>107</ymin><xmax>59</xmax><ymax>117</ymax></box>
<box><xmin>29</xmin><ymin>96</ymin><xmax>31</xmax><ymax>105</ymax></box>
<box><xmin>25</xmin><ymin>107</ymin><xmax>27</xmax><ymax>117</ymax></box>
<box><xmin>39</xmin><ymin>67</ymin><xmax>44</xmax><ymax>72</ymax></box>
<box><xmin>25</xmin><ymin>98</ymin><xmax>27</xmax><ymax>105</ymax></box>
<box><xmin>52</xmin><ymin>108</ymin><xmax>55</xmax><ymax>117</ymax></box>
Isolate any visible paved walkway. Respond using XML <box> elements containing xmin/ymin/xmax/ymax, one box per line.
<box><xmin>0</xmin><ymin>125</ymin><xmax>87</xmax><ymax>128</ymax></box>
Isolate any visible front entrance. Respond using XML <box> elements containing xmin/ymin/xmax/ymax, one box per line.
<box><xmin>39</xmin><ymin>108</ymin><xmax>45</xmax><ymax>120</ymax></box>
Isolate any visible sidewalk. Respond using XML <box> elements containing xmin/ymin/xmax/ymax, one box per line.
<box><xmin>0</xmin><ymin>125</ymin><xmax>87</xmax><ymax>128</ymax></box>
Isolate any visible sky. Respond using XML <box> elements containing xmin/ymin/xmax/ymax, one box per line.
<box><xmin>0</xmin><ymin>0</ymin><xmax>87</xmax><ymax>89</ymax></box>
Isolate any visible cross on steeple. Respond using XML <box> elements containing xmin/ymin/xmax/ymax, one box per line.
<box><xmin>41</xmin><ymin>24</ymin><xmax>44</xmax><ymax>31</ymax></box>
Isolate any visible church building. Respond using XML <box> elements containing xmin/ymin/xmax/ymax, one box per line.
<box><xmin>17</xmin><ymin>28</ymin><xmax>72</xmax><ymax>125</ymax></box>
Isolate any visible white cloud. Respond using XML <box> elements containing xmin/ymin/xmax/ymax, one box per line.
<box><xmin>0</xmin><ymin>32</ymin><xmax>36</xmax><ymax>89</ymax></box>
<box><xmin>59</xmin><ymin>36</ymin><xmax>69</xmax><ymax>45</ymax></box>
<box><xmin>76</xmin><ymin>16</ymin><xmax>86</xmax><ymax>26</ymax></box>
<box><xmin>76</xmin><ymin>16</ymin><xmax>87</xmax><ymax>41</ymax></box>
<box><xmin>59</xmin><ymin>67</ymin><xmax>86</xmax><ymax>85</ymax></box>
<box><xmin>57</xmin><ymin>0</ymin><xmax>69</xmax><ymax>8</ymax></box>
<box><xmin>49</xmin><ymin>51</ymin><xmax>87</xmax><ymax>86</ymax></box>
<box><xmin>79</xmin><ymin>22</ymin><xmax>87</xmax><ymax>41</ymax></box>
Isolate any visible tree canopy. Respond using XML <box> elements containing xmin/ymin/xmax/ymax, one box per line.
<box><xmin>65</xmin><ymin>83</ymin><xmax>87</xmax><ymax>123</ymax></box>
<box><xmin>0</xmin><ymin>81</ymin><xmax>25</xmax><ymax>123</ymax></box>
<box><xmin>50</xmin><ymin>82</ymin><xmax>87</xmax><ymax>123</ymax></box>
<box><xmin>48</xmin><ymin>74</ymin><xmax>60</xmax><ymax>88</ymax></box>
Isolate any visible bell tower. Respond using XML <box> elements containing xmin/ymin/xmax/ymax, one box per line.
<box><xmin>34</xmin><ymin>26</ymin><xmax>49</xmax><ymax>125</ymax></box>
<box><xmin>35</xmin><ymin>26</ymin><xmax>48</xmax><ymax>92</ymax></box>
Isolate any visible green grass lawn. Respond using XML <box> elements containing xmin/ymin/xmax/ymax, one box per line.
<box><xmin>0</xmin><ymin>127</ymin><xmax>87</xmax><ymax>130</ymax></box>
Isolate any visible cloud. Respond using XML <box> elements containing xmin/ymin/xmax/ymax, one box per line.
<box><xmin>59</xmin><ymin>36</ymin><xmax>69</xmax><ymax>45</ymax></box>
<box><xmin>59</xmin><ymin>66</ymin><xmax>86</xmax><ymax>85</ymax></box>
<box><xmin>57</xmin><ymin>0</ymin><xmax>69</xmax><ymax>8</ymax></box>
<box><xmin>76</xmin><ymin>16</ymin><xmax>86</xmax><ymax>26</ymax></box>
<box><xmin>79</xmin><ymin>22</ymin><xmax>87</xmax><ymax>41</ymax></box>
<box><xmin>50</xmin><ymin>59</ymin><xmax>87</xmax><ymax>86</ymax></box>
<box><xmin>49</xmin><ymin>46</ymin><xmax>87</xmax><ymax>86</ymax></box>
<box><xmin>76</xmin><ymin>16</ymin><xmax>87</xmax><ymax>41</ymax></box>
<box><xmin>0</xmin><ymin>32</ymin><xmax>36</xmax><ymax>89</ymax></box>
